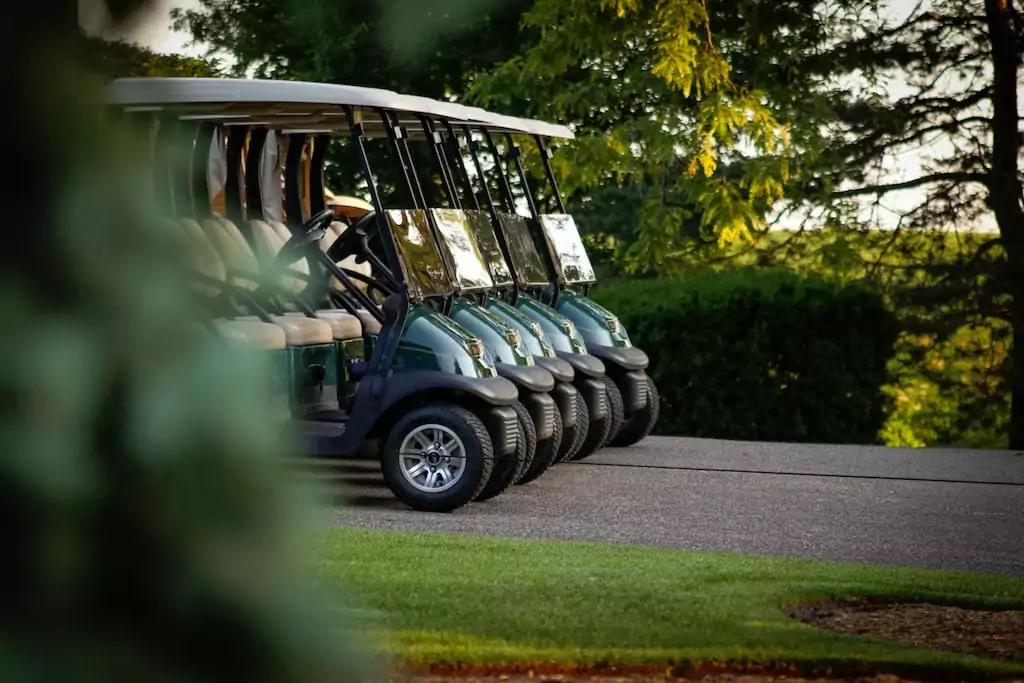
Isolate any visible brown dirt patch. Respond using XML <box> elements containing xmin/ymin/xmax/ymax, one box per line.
<box><xmin>403</xmin><ymin>677</ymin><xmax>988</xmax><ymax>683</ymax></box>
<box><xmin>787</xmin><ymin>598</ymin><xmax>1024</xmax><ymax>663</ymax></box>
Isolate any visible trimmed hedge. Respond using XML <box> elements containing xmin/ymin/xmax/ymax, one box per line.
<box><xmin>591</xmin><ymin>268</ymin><xmax>899</xmax><ymax>444</ymax></box>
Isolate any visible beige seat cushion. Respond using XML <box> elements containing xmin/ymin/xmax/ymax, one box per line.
<box><xmin>249</xmin><ymin>219</ymin><xmax>311</xmax><ymax>293</ymax></box>
<box><xmin>203</xmin><ymin>218</ymin><xmax>261</xmax><ymax>290</ymax></box>
<box><xmin>353</xmin><ymin>308</ymin><xmax>382</xmax><ymax>334</ymax></box>
<box><xmin>312</xmin><ymin>310</ymin><xmax>363</xmax><ymax>340</ymax></box>
<box><xmin>179</xmin><ymin>218</ymin><xmax>228</xmax><ymax>297</ymax></box>
<box><xmin>213</xmin><ymin>319</ymin><xmax>287</xmax><ymax>351</ymax></box>
<box><xmin>238</xmin><ymin>315</ymin><xmax>332</xmax><ymax>346</ymax></box>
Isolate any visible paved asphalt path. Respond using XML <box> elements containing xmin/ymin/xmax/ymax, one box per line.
<box><xmin>315</xmin><ymin>436</ymin><xmax>1024</xmax><ymax>575</ymax></box>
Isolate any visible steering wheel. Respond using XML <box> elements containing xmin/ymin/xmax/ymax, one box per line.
<box><xmin>275</xmin><ymin>208</ymin><xmax>336</xmax><ymax>268</ymax></box>
<box><xmin>326</xmin><ymin>210</ymin><xmax>378</xmax><ymax>264</ymax></box>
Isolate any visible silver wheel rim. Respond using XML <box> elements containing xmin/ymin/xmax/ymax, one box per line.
<box><xmin>398</xmin><ymin>424</ymin><xmax>466</xmax><ymax>493</ymax></box>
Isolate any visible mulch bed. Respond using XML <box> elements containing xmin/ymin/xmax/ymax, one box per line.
<box><xmin>786</xmin><ymin>598</ymin><xmax>1024</xmax><ymax>663</ymax></box>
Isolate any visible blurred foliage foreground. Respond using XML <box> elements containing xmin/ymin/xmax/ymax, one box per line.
<box><xmin>2</xmin><ymin>17</ymin><xmax>371</xmax><ymax>683</ymax></box>
<box><xmin>591</xmin><ymin>229</ymin><xmax>1011</xmax><ymax>449</ymax></box>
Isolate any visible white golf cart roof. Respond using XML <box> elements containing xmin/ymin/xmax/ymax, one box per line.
<box><xmin>106</xmin><ymin>77</ymin><xmax>575</xmax><ymax>140</ymax></box>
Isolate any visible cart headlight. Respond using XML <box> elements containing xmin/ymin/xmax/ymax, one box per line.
<box><xmin>605</xmin><ymin>316</ymin><xmax>620</xmax><ymax>334</ymax></box>
<box><xmin>467</xmin><ymin>338</ymin><xmax>485</xmax><ymax>359</ymax></box>
<box><xmin>531</xmin><ymin>321</ymin><xmax>544</xmax><ymax>337</ymax></box>
<box><xmin>504</xmin><ymin>329</ymin><xmax>522</xmax><ymax>347</ymax></box>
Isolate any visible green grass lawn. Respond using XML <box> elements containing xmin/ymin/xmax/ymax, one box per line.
<box><xmin>312</xmin><ymin>528</ymin><xmax>1024</xmax><ymax>677</ymax></box>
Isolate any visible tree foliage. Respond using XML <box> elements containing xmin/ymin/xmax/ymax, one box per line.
<box><xmin>81</xmin><ymin>35</ymin><xmax>222</xmax><ymax>79</ymax></box>
<box><xmin>4</xmin><ymin>2</ymin><xmax>369</xmax><ymax>680</ymax></box>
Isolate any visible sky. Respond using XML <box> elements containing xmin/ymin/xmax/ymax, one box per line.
<box><xmin>80</xmin><ymin>0</ymin><xmax>201</xmax><ymax>54</ymax></box>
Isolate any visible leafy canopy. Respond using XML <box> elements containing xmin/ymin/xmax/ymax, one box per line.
<box><xmin>469</xmin><ymin>0</ymin><xmax>793</xmax><ymax>269</ymax></box>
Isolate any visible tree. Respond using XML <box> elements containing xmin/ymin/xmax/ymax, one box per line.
<box><xmin>172</xmin><ymin>0</ymin><xmax>534</xmax><ymax>205</ymax></box>
<box><xmin>467</xmin><ymin>0</ymin><xmax>842</xmax><ymax>271</ymax></box>
<box><xmin>784</xmin><ymin>0</ymin><xmax>1024</xmax><ymax>448</ymax></box>
<box><xmin>81</xmin><ymin>35</ymin><xmax>222</xmax><ymax>79</ymax></box>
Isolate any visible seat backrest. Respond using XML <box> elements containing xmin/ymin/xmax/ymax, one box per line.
<box><xmin>249</xmin><ymin>219</ymin><xmax>310</xmax><ymax>294</ymax></box>
<box><xmin>202</xmin><ymin>217</ymin><xmax>261</xmax><ymax>291</ymax></box>
<box><xmin>180</xmin><ymin>218</ymin><xmax>229</xmax><ymax>298</ymax></box>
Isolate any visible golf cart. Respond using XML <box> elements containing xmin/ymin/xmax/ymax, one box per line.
<box><xmin>319</xmin><ymin>104</ymin><xmax>617</xmax><ymax>467</ymax></box>
<box><xmin>454</xmin><ymin>114</ymin><xmax>661</xmax><ymax>448</ymax></box>
<box><xmin>107</xmin><ymin>77</ymin><xmax>523</xmax><ymax>512</ymax></box>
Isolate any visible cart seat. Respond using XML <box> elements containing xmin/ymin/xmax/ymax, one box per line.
<box><xmin>212</xmin><ymin>319</ymin><xmax>288</xmax><ymax>350</ymax></box>
<box><xmin>237</xmin><ymin>314</ymin><xmax>332</xmax><ymax>345</ymax></box>
<box><xmin>282</xmin><ymin>310</ymin><xmax>362</xmax><ymax>341</ymax></box>
<box><xmin>249</xmin><ymin>219</ymin><xmax>311</xmax><ymax>293</ymax></box>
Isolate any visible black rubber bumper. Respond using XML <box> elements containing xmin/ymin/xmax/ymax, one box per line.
<box><xmin>520</xmin><ymin>390</ymin><xmax>557</xmax><ymax>441</ymax></box>
<box><xmin>574</xmin><ymin>376</ymin><xmax>607</xmax><ymax>422</ymax></box>
<box><xmin>586</xmin><ymin>344</ymin><xmax>649</xmax><ymax>371</ymax></box>
<box><xmin>551</xmin><ymin>380</ymin><xmax>579</xmax><ymax>429</ymax></box>
<box><xmin>616</xmin><ymin>370</ymin><xmax>650</xmax><ymax>413</ymax></box>
<box><xmin>533</xmin><ymin>355</ymin><xmax>575</xmax><ymax>383</ymax></box>
<box><xmin>556</xmin><ymin>351</ymin><xmax>605</xmax><ymax>378</ymax></box>
<box><xmin>482</xmin><ymin>404</ymin><xmax>519</xmax><ymax>458</ymax></box>
<box><xmin>496</xmin><ymin>362</ymin><xmax>556</xmax><ymax>393</ymax></box>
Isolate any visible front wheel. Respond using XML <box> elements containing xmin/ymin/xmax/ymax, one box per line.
<box><xmin>610</xmin><ymin>375</ymin><xmax>660</xmax><ymax>447</ymax></box>
<box><xmin>477</xmin><ymin>401</ymin><xmax>534</xmax><ymax>500</ymax></box>
<box><xmin>599</xmin><ymin>375</ymin><xmax>624</xmax><ymax>449</ymax></box>
<box><xmin>382</xmin><ymin>404</ymin><xmax>493</xmax><ymax>512</ymax></box>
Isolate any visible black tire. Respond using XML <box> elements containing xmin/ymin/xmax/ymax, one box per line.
<box><xmin>599</xmin><ymin>375</ymin><xmax>625</xmax><ymax>449</ymax></box>
<box><xmin>611</xmin><ymin>374</ymin><xmax>661</xmax><ymax>447</ymax></box>
<box><xmin>570</xmin><ymin>385</ymin><xmax>612</xmax><ymax>461</ymax></box>
<box><xmin>556</xmin><ymin>395</ymin><xmax>589</xmax><ymax>464</ymax></box>
<box><xmin>516</xmin><ymin>402</ymin><xmax>562</xmax><ymax>485</ymax></box>
<box><xmin>477</xmin><ymin>401</ymin><xmax>534</xmax><ymax>500</ymax></box>
<box><xmin>510</xmin><ymin>400</ymin><xmax>538</xmax><ymax>484</ymax></box>
<box><xmin>381</xmin><ymin>404</ymin><xmax>493</xmax><ymax>512</ymax></box>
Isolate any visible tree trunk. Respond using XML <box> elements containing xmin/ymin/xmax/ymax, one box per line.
<box><xmin>983</xmin><ymin>0</ymin><xmax>1024</xmax><ymax>449</ymax></box>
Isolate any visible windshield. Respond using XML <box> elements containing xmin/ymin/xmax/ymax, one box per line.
<box><xmin>464</xmin><ymin>210</ymin><xmax>514</xmax><ymax>287</ymax></box>
<box><xmin>386</xmin><ymin>209</ymin><xmax>453</xmax><ymax>298</ymax></box>
<box><xmin>538</xmin><ymin>213</ymin><xmax>596</xmax><ymax>284</ymax></box>
<box><xmin>496</xmin><ymin>213</ymin><xmax>550</xmax><ymax>287</ymax></box>
<box><xmin>430</xmin><ymin>209</ymin><xmax>495</xmax><ymax>293</ymax></box>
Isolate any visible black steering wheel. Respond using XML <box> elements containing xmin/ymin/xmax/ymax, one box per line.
<box><xmin>275</xmin><ymin>208</ymin><xmax>336</xmax><ymax>268</ymax></box>
<box><xmin>326</xmin><ymin>210</ymin><xmax>379</xmax><ymax>264</ymax></box>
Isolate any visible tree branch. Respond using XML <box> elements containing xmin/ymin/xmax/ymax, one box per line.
<box><xmin>831</xmin><ymin>172</ymin><xmax>988</xmax><ymax>198</ymax></box>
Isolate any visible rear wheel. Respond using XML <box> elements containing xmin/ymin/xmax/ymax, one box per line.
<box><xmin>382</xmin><ymin>404</ymin><xmax>493</xmax><ymax>512</ymax></box>
<box><xmin>610</xmin><ymin>375</ymin><xmax>660</xmax><ymax>447</ymax></box>
<box><xmin>599</xmin><ymin>376</ymin><xmax>625</xmax><ymax>449</ymax></box>
<box><xmin>477</xmin><ymin>401</ymin><xmax>534</xmax><ymax>500</ymax></box>
<box><xmin>516</xmin><ymin>404</ymin><xmax>562</xmax><ymax>485</ymax></box>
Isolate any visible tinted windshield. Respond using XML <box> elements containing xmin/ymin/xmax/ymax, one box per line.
<box><xmin>496</xmin><ymin>213</ymin><xmax>550</xmax><ymax>286</ymax></box>
<box><xmin>386</xmin><ymin>209</ymin><xmax>452</xmax><ymax>298</ymax></box>
<box><xmin>430</xmin><ymin>209</ymin><xmax>494</xmax><ymax>293</ymax></box>
<box><xmin>538</xmin><ymin>213</ymin><xmax>596</xmax><ymax>284</ymax></box>
<box><xmin>464</xmin><ymin>210</ymin><xmax>514</xmax><ymax>287</ymax></box>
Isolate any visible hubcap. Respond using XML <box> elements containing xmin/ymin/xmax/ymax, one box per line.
<box><xmin>398</xmin><ymin>424</ymin><xmax>466</xmax><ymax>493</ymax></box>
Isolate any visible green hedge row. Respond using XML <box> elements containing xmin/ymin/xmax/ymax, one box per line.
<box><xmin>592</xmin><ymin>268</ymin><xmax>899</xmax><ymax>444</ymax></box>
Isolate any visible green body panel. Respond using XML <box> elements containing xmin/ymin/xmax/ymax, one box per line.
<box><xmin>483</xmin><ymin>296</ymin><xmax>557</xmax><ymax>359</ymax></box>
<box><xmin>554</xmin><ymin>290</ymin><xmax>632</xmax><ymax>348</ymax></box>
<box><xmin>338</xmin><ymin>338</ymin><xmax>365</xmax><ymax>406</ymax></box>
<box><xmin>288</xmin><ymin>343</ymin><xmax>340</xmax><ymax>415</ymax></box>
<box><xmin>514</xmin><ymin>296</ymin><xmax>588</xmax><ymax>355</ymax></box>
<box><xmin>269</xmin><ymin>348</ymin><xmax>291</xmax><ymax>416</ymax></box>
<box><xmin>392</xmin><ymin>303</ymin><xmax>498</xmax><ymax>377</ymax></box>
<box><xmin>450</xmin><ymin>298</ymin><xmax>534</xmax><ymax>367</ymax></box>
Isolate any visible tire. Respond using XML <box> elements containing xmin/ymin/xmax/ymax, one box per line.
<box><xmin>477</xmin><ymin>401</ymin><xmax>534</xmax><ymax>500</ymax></box>
<box><xmin>381</xmin><ymin>404</ymin><xmax>493</xmax><ymax>512</ymax></box>
<box><xmin>510</xmin><ymin>400</ymin><xmax>538</xmax><ymax>484</ymax></box>
<box><xmin>516</xmin><ymin>402</ymin><xmax>562</xmax><ymax>485</ymax></box>
<box><xmin>556</xmin><ymin>395</ymin><xmax>589</xmax><ymax>464</ymax></box>
<box><xmin>599</xmin><ymin>376</ymin><xmax>625</xmax><ymax>449</ymax></box>
<box><xmin>570</xmin><ymin>385</ymin><xmax>612</xmax><ymax>461</ymax></box>
<box><xmin>611</xmin><ymin>374</ymin><xmax>661</xmax><ymax>447</ymax></box>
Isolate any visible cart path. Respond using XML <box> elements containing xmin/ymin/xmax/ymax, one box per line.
<box><xmin>319</xmin><ymin>437</ymin><xmax>1024</xmax><ymax>576</ymax></box>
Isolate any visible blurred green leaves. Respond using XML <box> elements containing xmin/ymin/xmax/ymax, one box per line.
<box><xmin>2</xmin><ymin>5</ymin><xmax>373</xmax><ymax>682</ymax></box>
